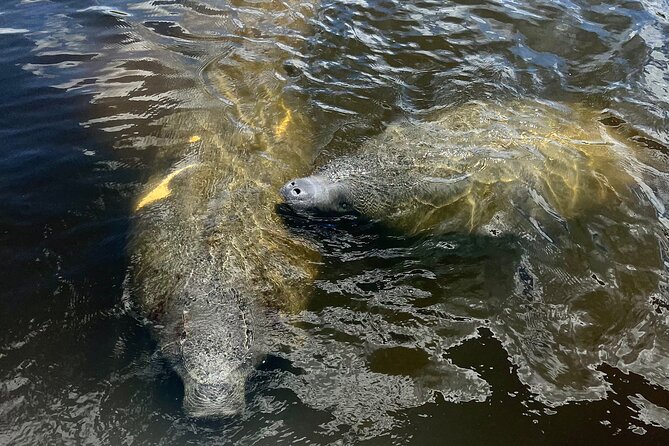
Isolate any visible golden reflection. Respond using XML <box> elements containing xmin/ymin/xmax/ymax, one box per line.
<box><xmin>275</xmin><ymin>101</ymin><xmax>293</xmax><ymax>139</ymax></box>
<box><xmin>135</xmin><ymin>164</ymin><xmax>199</xmax><ymax>211</ymax></box>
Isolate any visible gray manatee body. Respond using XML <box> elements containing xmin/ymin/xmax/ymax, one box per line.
<box><xmin>123</xmin><ymin>0</ymin><xmax>321</xmax><ymax>418</ymax></box>
<box><xmin>131</xmin><ymin>105</ymin><xmax>318</xmax><ymax>417</ymax></box>
<box><xmin>281</xmin><ymin>101</ymin><xmax>643</xmax><ymax>235</ymax></box>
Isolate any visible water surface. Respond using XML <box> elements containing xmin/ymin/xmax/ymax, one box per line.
<box><xmin>1</xmin><ymin>0</ymin><xmax>669</xmax><ymax>444</ymax></box>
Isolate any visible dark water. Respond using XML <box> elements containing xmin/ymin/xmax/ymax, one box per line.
<box><xmin>2</xmin><ymin>0</ymin><xmax>669</xmax><ymax>444</ymax></box>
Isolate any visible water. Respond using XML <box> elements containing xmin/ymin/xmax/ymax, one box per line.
<box><xmin>1</xmin><ymin>0</ymin><xmax>669</xmax><ymax>444</ymax></box>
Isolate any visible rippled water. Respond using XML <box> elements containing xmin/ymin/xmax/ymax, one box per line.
<box><xmin>2</xmin><ymin>0</ymin><xmax>669</xmax><ymax>444</ymax></box>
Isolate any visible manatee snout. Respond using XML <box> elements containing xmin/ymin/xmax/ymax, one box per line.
<box><xmin>280</xmin><ymin>176</ymin><xmax>325</xmax><ymax>210</ymax></box>
<box><xmin>280</xmin><ymin>175</ymin><xmax>352</xmax><ymax>214</ymax></box>
<box><xmin>183</xmin><ymin>372</ymin><xmax>246</xmax><ymax>418</ymax></box>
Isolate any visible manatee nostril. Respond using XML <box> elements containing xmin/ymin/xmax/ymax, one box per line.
<box><xmin>290</xmin><ymin>182</ymin><xmax>295</xmax><ymax>186</ymax></box>
<box><xmin>293</xmin><ymin>188</ymin><xmax>301</xmax><ymax>195</ymax></box>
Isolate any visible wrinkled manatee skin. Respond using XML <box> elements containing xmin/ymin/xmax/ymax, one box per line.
<box><xmin>125</xmin><ymin>0</ymin><xmax>323</xmax><ymax>417</ymax></box>
<box><xmin>131</xmin><ymin>184</ymin><xmax>260</xmax><ymax>417</ymax></box>
<box><xmin>280</xmin><ymin>101</ymin><xmax>643</xmax><ymax>235</ymax></box>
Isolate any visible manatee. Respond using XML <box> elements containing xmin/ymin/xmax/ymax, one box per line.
<box><xmin>127</xmin><ymin>3</ymin><xmax>320</xmax><ymax>416</ymax></box>
<box><xmin>131</xmin><ymin>100</ymin><xmax>319</xmax><ymax>417</ymax></box>
<box><xmin>281</xmin><ymin>100</ymin><xmax>642</xmax><ymax>236</ymax></box>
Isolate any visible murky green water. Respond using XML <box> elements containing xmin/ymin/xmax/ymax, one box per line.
<box><xmin>1</xmin><ymin>0</ymin><xmax>669</xmax><ymax>444</ymax></box>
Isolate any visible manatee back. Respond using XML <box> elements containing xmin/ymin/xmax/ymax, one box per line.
<box><xmin>319</xmin><ymin>101</ymin><xmax>638</xmax><ymax>234</ymax></box>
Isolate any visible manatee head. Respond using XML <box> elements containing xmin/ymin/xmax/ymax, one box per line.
<box><xmin>280</xmin><ymin>154</ymin><xmax>425</xmax><ymax>223</ymax></box>
<box><xmin>176</xmin><ymin>284</ymin><xmax>257</xmax><ymax>418</ymax></box>
<box><xmin>280</xmin><ymin>175</ymin><xmax>354</xmax><ymax>215</ymax></box>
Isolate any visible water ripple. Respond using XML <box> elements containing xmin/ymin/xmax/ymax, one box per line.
<box><xmin>2</xmin><ymin>0</ymin><xmax>669</xmax><ymax>443</ymax></box>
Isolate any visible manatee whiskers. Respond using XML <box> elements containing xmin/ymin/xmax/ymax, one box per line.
<box><xmin>182</xmin><ymin>371</ymin><xmax>247</xmax><ymax>418</ymax></box>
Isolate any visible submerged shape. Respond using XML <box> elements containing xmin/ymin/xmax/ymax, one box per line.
<box><xmin>282</xmin><ymin>101</ymin><xmax>636</xmax><ymax>234</ymax></box>
<box><xmin>131</xmin><ymin>104</ymin><xmax>319</xmax><ymax>417</ymax></box>
<box><xmin>281</xmin><ymin>100</ymin><xmax>669</xmax><ymax>406</ymax></box>
<box><xmin>128</xmin><ymin>0</ymin><xmax>320</xmax><ymax>416</ymax></box>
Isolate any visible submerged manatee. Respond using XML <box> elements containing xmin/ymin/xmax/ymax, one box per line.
<box><xmin>280</xmin><ymin>100</ymin><xmax>669</xmax><ymax>404</ymax></box>
<box><xmin>128</xmin><ymin>1</ymin><xmax>320</xmax><ymax>416</ymax></box>
<box><xmin>282</xmin><ymin>101</ymin><xmax>638</xmax><ymax>235</ymax></box>
<box><xmin>131</xmin><ymin>103</ymin><xmax>319</xmax><ymax>417</ymax></box>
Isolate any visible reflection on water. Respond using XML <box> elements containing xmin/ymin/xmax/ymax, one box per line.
<box><xmin>1</xmin><ymin>0</ymin><xmax>669</xmax><ymax>444</ymax></box>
